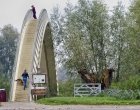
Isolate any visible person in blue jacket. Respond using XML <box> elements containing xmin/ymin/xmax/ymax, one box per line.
<box><xmin>22</xmin><ymin>69</ymin><xmax>29</xmax><ymax>90</ymax></box>
<box><xmin>31</xmin><ymin>5</ymin><xmax>37</xmax><ymax>19</ymax></box>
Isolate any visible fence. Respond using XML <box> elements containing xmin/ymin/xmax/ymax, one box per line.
<box><xmin>74</xmin><ymin>83</ymin><xmax>101</xmax><ymax>97</ymax></box>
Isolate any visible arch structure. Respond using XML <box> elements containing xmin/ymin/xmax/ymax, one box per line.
<box><xmin>10</xmin><ymin>9</ymin><xmax>57</xmax><ymax>102</ymax></box>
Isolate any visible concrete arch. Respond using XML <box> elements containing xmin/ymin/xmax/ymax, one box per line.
<box><xmin>10</xmin><ymin>9</ymin><xmax>57</xmax><ymax>101</ymax></box>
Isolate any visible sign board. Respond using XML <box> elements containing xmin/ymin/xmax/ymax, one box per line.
<box><xmin>31</xmin><ymin>88</ymin><xmax>46</xmax><ymax>95</ymax></box>
<box><xmin>32</xmin><ymin>74</ymin><xmax>46</xmax><ymax>84</ymax></box>
<box><xmin>31</xmin><ymin>87</ymin><xmax>47</xmax><ymax>100</ymax></box>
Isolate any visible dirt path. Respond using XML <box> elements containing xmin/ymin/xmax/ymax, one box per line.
<box><xmin>0</xmin><ymin>102</ymin><xmax>140</xmax><ymax>110</ymax></box>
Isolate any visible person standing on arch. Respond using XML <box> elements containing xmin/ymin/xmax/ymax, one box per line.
<box><xmin>31</xmin><ymin>5</ymin><xmax>37</xmax><ymax>19</ymax></box>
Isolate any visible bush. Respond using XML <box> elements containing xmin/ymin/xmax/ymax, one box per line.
<box><xmin>98</xmin><ymin>74</ymin><xmax>140</xmax><ymax>100</ymax></box>
<box><xmin>58</xmin><ymin>79</ymin><xmax>75</xmax><ymax>96</ymax></box>
<box><xmin>104</xmin><ymin>89</ymin><xmax>140</xmax><ymax>100</ymax></box>
<box><xmin>111</xmin><ymin>74</ymin><xmax>140</xmax><ymax>90</ymax></box>
<box><xmin>0</xmin><ymin>74</ymin><xmax>10</xmax><ymax>100</ymax></box>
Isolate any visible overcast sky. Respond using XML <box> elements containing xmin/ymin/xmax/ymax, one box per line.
<box><xmin>0</xmin><ymin>0</ymin><xmax>130</xmax><ymax>32</ymax></box>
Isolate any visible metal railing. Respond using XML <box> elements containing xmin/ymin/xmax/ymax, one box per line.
<box><xmin>31</xmin><ymin>9</ymin><xmax>49</xmax><ymax>74</ymax></box>
<box><xmin>74</xmin><ymin>83</ymin><xmax>101</xmax><ymax>97</ymax></box>
<box><xmin>29</xmin><ymin>9</ymin><xmax>49</xmax><ymax>101</ymax></box>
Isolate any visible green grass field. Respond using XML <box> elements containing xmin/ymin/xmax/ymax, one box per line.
<box><xmin>37</xmin><ymin>97</ymin><xmax>140</xmax><ymax>105</ymax></box>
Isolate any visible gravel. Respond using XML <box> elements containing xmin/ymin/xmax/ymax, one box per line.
<box><xmin>0</xmin><ymin>102</ymin><xmax>140</xmax><ymax>110</ymax></box>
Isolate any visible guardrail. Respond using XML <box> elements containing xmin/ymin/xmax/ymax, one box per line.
<box><xmin>28</xmin><ymin>9</ymin><xmax>49</xmax><ymax>101</ymax></box>
<box><xmin>74</xmin><ymin>83</ymin><xmax>101</xmax><ymax>97</ymax></box>
<box><xmin>31</xmin><ymin>9</ymin><xmax>48</xmax><ymax>74</ymax></box>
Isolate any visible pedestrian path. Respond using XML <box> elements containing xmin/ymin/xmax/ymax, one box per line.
<box><xmin>1</xmin><ymin>102</ymin><xmax>140</xmax><ymax>110</ymax></box>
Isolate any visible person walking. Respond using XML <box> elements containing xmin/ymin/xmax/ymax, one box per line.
<box><xmin>22</xmin><ymin>69</ymin><xmax>29</xmax><ymax>90</ymax></box>
<box><xmin>31</xmin><ymin>5</ymin><xmax>37</xmax><ymax>19</ymax></box>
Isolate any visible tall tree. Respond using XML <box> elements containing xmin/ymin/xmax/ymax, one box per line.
<box><xmin>110</xmin><ymin>2</ymin><xmax>127</xmax><ymax>81</ymax></box>
<box><xmin>62</xmin><ymin>0</ymin><xmax>109</xmax><ymax>75</ymax></box>
<box><xmin>0</xmin><ymin>24</ymin><xmax>18</xmax><ymax>78</ymax></box>
<box><xmin>123</xmin><ymin>0</ymin><xmax>140</xmax><ymax>75</ymax></box>
<box><xmin>50</xmin><ymin>6</ymin><xmax>69</xmax><ymax>80</ymax></box>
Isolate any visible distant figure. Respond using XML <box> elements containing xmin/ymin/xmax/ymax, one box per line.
<box><xmin>31</xmin><ymin>5</ymin><xmax>37</xmax><ymax>19</ymax></box>
<box><xmin>22</xmin><ymin>69</ymin><xmax>29</xmax><ymax>90</ymax></box>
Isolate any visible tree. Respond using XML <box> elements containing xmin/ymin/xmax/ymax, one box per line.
<box><xmin>0</xmin><ymin>24</ymin><xmax>18</xmax><ymax>78</ymax></box>
<box><xmin>50</xmin><ymin>6</ymin><xmax>70</xmax><ymax>79</ymax></box>
<box><xmin>122</xmin><ymin>0</ymin><xmax>140</xmax><ymax>76</ymax></box>
<box><xmin>62</xmin><ymin>0</ymin><xmax>109</xmax><ymax>75</ymax></box>
<box><xmin>110</xmin><ymin>2</ymin><xmax>127</xmax><ymax>81</ymax></box>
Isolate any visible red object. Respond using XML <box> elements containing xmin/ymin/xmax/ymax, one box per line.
<box><xmin>0</xmin><ymin>89</ymin><xmax>6</xmax><ymax>102</ymax></box>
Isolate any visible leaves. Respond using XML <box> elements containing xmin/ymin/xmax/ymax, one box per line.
<box><xmin>51</xmin><ymin>0</ymin><xmax>140</xmax><ymax>82</ymax></box>
<box><xmin>0</xmin><ymin>24</ymin><xmax>18</xmax><ymax>77</ymax></box>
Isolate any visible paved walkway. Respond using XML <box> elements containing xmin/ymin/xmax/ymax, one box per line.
<box><xmin>0</xmin><ymin>102</ymin><xmax>140</xmax><ymax>110</ymax></box>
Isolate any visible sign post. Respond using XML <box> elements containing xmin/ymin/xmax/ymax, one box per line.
<box><xmin>31</xmin><ymin>68</ymin><xmax>47</xmax><ymax>100</ymax></box>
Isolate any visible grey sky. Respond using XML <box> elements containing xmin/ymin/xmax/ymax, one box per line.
<box><xmin>0</xmin><ymin>0</ymin><xmax>130</xmax><ymax>32</ymax></box>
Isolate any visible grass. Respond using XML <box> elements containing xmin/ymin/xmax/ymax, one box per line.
<box><xmin>37</xmin><ymin>97</ymin><xmax>140</xmax><ymax>105</ymax></box>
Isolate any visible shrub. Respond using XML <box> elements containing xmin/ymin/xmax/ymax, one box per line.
<box><xmin>104</xmin><ymin>89</ymin><xmax>140</xmax><ymax>100</ymax></box>
<box><xmin>111</xmin><ymin>74</ymin><xmax>140</xmax><ymax>90</ymax></box>
<box><xmin>98</xmin><ymin>74</ymin><xmax>140</xmax><ymax>99</ymax></box>
<box><xmin>58</xmin><ymin>79</ymin><xmax>75</xmax><ymax>96</ymax></box>
<box><xmin>0</xmin><ymin>74</ymin><xmax>10</xmax><ymax>100</ymax></box>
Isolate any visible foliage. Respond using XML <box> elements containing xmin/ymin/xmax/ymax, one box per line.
<box><xmin>37</xmin><ymin>96</ymin><xmax>140</xmax><ymax>105</ymax></box>
<box><xmin>50</xmin><ymin>0</ymin><xmax>138</xmax><ymax>82</ymax></box>
<box><xmin>110</xmin><ymin>2</ymin><xmax>128</xmax><ymax>81</ymax></box>
<box><xmin>58</xmin><ymin>78</ymin><xmax>81</xmax><ymax>96</ymax></box>
<box><xmin>120</xmin><ymin>0</ymin><xmax>140</xmax><ymax>75</ymax></box>
<box><xmin>111</xmin><ymin>75</ymin><xmax>140</xmax><ymax>90</ymax></box>
<box><xmin>100</xmin><ymin>74</ymin><xmax>140</xmax><ymax>100</ymax></box>
<box><xmin>50</xmin><ymin>0</ymin><xmax>140</xmax><ymax>90</ymax></box>
<box><xmin>100</xmin><ymin>89</ymin><xmax>140</xmax><ymax>100</ymax></box>
<box><xmin>0</xmin><ymin>24</ymin><xmax>18</xmax><ymax>77</ymax></box>
<box><xmin>0</xmin><ymin>74</ymin><xmax>10</xmax><ymax>99</ymax></box>
<box><xmin>57</xmin><ymin>74</ymin><xmax>140</xmax><ymax>100</ymax></box>
<box><xmin>64</xmin><ymin>0</ymin><xmax>109</xmax><ymax>74</ymax></box>
<box><xmin>0</xmin><ymin>24</ymin><xmax>18</xmax><ymax>99</ymax></box>
<box><xmin>51</xmin><ymin>0</ymin><xmax>110</xmax><ymax>77</ymax></box>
